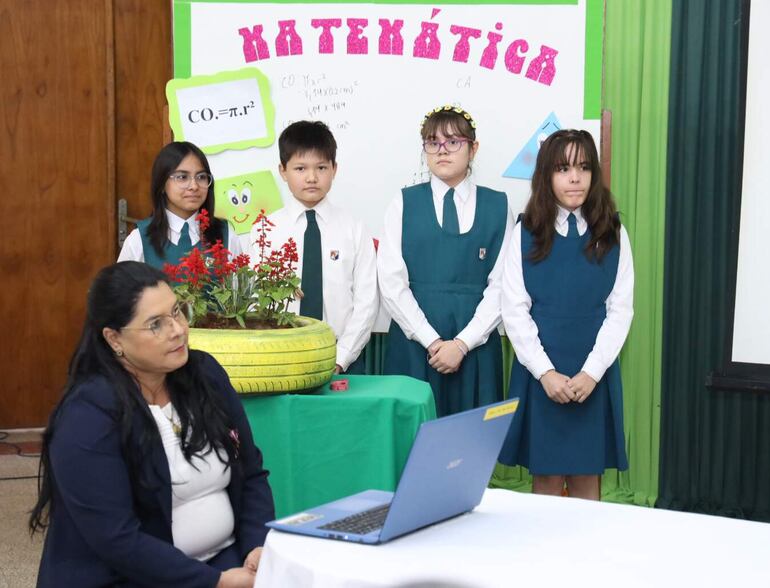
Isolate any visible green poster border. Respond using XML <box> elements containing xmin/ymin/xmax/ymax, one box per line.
<box><xmin>174</xmin><ymin>1</ymin><xmax>193</xmax><ymax>80</ymax></box>
<box><xmin>173</xmin><ymin>0</ymin><xmax>601</xmax><ymax>120</ymax></box>
<box><xmin>584</xmin><ymin>0</ymin><xmax>602</xmax><ymax>119</ymax></box>
<box><xmin>166</xmin><ymin>67</ymin><xmax>277</xmax><ymax>153</ymax></box>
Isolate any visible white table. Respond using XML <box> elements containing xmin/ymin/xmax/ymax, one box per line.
<box><xmin>254</xmin><ymin>488</ymin><xmax>770</xmax><ymax>587</ymax></box>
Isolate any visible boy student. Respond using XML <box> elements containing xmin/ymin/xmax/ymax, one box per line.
<box><xmin>250</xmin><ymin>120</ymin><xmax>378</xmax><ymax>374</ymax></box>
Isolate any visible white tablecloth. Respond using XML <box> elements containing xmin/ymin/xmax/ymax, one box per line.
<box><xmin>254</xmin><ymin>489</ymin><xmax>770</xmax><ymax>587</ymax></box>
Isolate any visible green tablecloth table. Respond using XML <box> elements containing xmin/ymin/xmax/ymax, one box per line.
<box><xmin>241</xmin><ymin>375</ymin><xmax>437</xmax><ymax>518</ymax></box>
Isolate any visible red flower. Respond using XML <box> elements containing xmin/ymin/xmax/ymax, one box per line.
<box><xmin>168</xmin><ymin>204</ymin><xmax>300</xmax><ymax>328</ymax></box>
<box><xmin>232</xmin><ymin>253</ymin><xmax>251</xmax><ymax>269</ymax></box>
<box><xmin>196</xmin><ymin>209</ymin><xmax>211</xmax><ymax>232</ymax></box>
<box><xmin>205</xmin><ymin>240</ymin><xmax>236</xmax><ymax>278</ymax></box>
<box><xmin>163</xmin><ymin>262</ymin><xmax>180</xmax><ymax>282</ymax></box>
<box><xmin>178</xmin><ymin>247</ymin><xmax>209</xmax><ymax>287</ymax></box>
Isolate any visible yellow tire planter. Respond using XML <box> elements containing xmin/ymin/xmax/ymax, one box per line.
<box><xmin>188</xmin><ymin>317</ymin><xmax>337</xmax><ymax>394</ymax></box>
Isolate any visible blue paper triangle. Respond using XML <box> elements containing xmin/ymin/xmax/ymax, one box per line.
<box><xmin>502</xmin><ymin>113</ymin><xmax>562</xmax><ymax>180</ymax></box>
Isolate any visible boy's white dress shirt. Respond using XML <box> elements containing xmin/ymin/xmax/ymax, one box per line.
<box><xmin>250</xmin><ymin>197</ymin><xmax>378</xmax><ymax>371</ymax></box>
<box><xmin>377</xmin><ymin>175</ymin><xmax>514</xmax><ymax>351</ymax></box>
<box><xmin>501</xmin><ymin>205</ymin><xmax>634</xmax><ymax>383</ymax></box>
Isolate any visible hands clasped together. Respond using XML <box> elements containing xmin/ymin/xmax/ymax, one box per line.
<box><xmin>539</xmin><ymin>370</ymin><xmax>597</xmax><ymax>404</ymax></box>
<box><xmin>427</xmin><ymin>338</ymin><xmax>469</xmax><ymax>374</ymax></box>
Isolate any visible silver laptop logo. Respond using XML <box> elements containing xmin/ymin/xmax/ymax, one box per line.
<box><xmin>446</xmin><ymin>458</ymin><xmax>463</xmax><ymax>470</ymax></box>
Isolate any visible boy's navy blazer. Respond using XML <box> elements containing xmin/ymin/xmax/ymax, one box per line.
<box><xmin>36</xmin><ymin>352</ymin><xmax>275</xmax><ymax>588</ymax></box>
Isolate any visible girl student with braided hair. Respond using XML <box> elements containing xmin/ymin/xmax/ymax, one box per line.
<box><xmin>378</xmin><ymin>105</ymin><xmax>514</xmax><ymax>416</ymax></box>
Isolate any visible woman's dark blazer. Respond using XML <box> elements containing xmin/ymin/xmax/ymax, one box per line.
<box><xmin>36</xmin><ymin>351</ymin><xmax>275</xmax><ymax>588</ymax></box>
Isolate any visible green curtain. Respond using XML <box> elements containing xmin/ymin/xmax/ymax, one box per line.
<box><xmin>490</xmin><ymin>0</ymin><xmax>672</xmax><ymax>505</ymax></box>
<box><xmin>600</xmin><ymin>0</ymin><xmax>671</xmax><ymax>506</ymax></box>
<box><xmin>658</xmin><ymin>0</ymin><xmax>770</xmax><ymax>522</ymax></box>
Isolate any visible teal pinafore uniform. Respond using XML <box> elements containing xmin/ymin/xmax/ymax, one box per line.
<box><xmin>135</xmin><ymin>217</ymin><xmax>228</xmax><ymax>270</ymax></box>
<box><xmin>385</xmin><ymin>182</ymin><xmax>507</xmax><ymax>417</ymax></box>
<box><xmin>498</xmin><ymin>216</ymin><xmax>628</xmax><ymax>474</ymax></box>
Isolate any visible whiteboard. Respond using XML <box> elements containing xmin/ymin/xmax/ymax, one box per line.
<box><xmin>172</xmin><ymin>1</ymin><xmax>603</xmax><ymax>240</ymax></box>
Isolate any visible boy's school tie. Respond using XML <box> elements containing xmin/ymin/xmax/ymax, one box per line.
<box><xmin>300</xmin><ymin>209</ymin><xmax>323</xmax><ymax>320</ymax></box>
<box><xmin>443</xmin><ymin>188</ymin><xmax>460</xmax><ymax>235</ymax></box>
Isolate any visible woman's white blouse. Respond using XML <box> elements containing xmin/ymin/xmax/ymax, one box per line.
<box><xmin>149</xmin><ymin>403</ymin><xmax>235</xmax><ymax>562</ymax></box>
<box><xmin>117</xmin><ymin>209</ymin><xmax>242</xmax><ymax>262</ymax></box>
<box><xmin>377</xmin><ymin>175</ymin><xmax>514</xmax><ymax>351</ymax></box>
<box><xmin>501</xmin><ymin>205</ymin><xmax>634</xmax><ymax>382</ymax></box>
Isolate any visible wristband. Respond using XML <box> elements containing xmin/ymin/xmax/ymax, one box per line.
<box><xmin>453</xmin><ymin>339</ymin><xmax>468</xmax><ymax>356</ymax></box>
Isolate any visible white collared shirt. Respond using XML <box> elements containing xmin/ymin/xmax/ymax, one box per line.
<box><xmin>117</xmin><ymin>209</ymin><xmax>242</xmax><ymax>263</ymax></box>
<box><xmin>377</xmin><ymin>175</ymin><xmax>514</xmax><ymax>350</ymax></box>
<box><xmin>501</xmin><ymin>205</ymin><xmax>634</xmax><ymax>382</ymax></box>
<box><xmin>249</xmin><ymin>197</ymin><xmax>378</xmax><ymax>370</ymax></box>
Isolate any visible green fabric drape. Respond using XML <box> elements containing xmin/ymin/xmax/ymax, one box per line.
<box><xmin>600</xmin><ymin>0</ymin><xmax>671</xmax><ymax>506</ymax></box>
<box><xmin>658</xmin><ymin>0</ymin><xmax>770</xmax><ymax>522</ymax></box>
<box><xmin>490</xmin><ymin>0</ymin><xmax>671</xmax><ymax>504</ymax></box>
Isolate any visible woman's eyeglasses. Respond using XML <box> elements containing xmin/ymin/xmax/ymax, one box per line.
<box><xmin>168</xmin><ymin>172</ymin><xmax>213</xmax><ymax>188</ymax></box>
<box><xmin>121</xmin><ymin>304</ymin><xmax>189</xmax><ymax>338</ymax></box>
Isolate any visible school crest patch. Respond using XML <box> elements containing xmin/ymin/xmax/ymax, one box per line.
<box><xmin>479</xmin><ymin>248</ymin><xmax>487</xmax><ymax>260</ymax></box>
<box><xmin>330</xmin><ymin>250</ymin><xmax>340</xmax><ymax>260</ymax></box>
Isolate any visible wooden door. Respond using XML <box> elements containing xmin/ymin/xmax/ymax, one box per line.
<box><xmin>0</xmin><ymin>0</ymin><xmax>171</xmax><ymax>427</ymax></box>
<box><xmin>0</xmin><ymin>0</ymin><xmax>115</xmax><ymax>427</ymax></box>
<box><xmin>114</xmin><ymin>0</ymin><xmax>172</xmax><ymax>224</ymax></box>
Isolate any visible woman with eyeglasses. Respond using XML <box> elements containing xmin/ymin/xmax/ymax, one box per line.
<box><xmin>377</xmin><ymin>106</ymin><xmax>513</xmax><ymax>417</ymax></box>
<box><xmin>31</xmin><ymin>261</ymin><xmax>274</xmax><ymax>588</ymax></box>
<box><xmin>117</xmin><ymin>141</ymin><xmax>242</xmax><ymax>267</ymax></box>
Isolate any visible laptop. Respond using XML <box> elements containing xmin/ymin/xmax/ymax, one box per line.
<box><xmin>266</xmin><ymin>398</ymin><xmax>519</xmax><ymax>545</ymax></box>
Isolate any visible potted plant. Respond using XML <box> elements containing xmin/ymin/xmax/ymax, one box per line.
<box><xmin>164</xmin><ymin>209</ymin><xmax>337</xmax><ymax>394</ymax></box>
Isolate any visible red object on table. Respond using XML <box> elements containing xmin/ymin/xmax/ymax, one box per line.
<box><xmin>330</xmin><ymin>379</ymin><xmax>349</xmax><ymax>392</ymax></box>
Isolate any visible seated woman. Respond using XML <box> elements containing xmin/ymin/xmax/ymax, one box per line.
<box><xmin>117</xmin><ymin>141</ymin><xmax>242</xmax><ymax>268</ymax></box>
<box><xmin>30</xmin><ymin>261</ymin><xmax>274</xmax><ymax>588</ymax></box>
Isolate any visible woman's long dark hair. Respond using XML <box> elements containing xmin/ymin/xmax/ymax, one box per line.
<box><xmin>30</xmin><ymin>262</ymin><xmax>238</xmax><ymax>534</ymax></box>
<box><xmin>523</xmin><ymin>129</ymin><xmax>620</xmax><ymax>262</ymax></box>
<box><xmin>147</xmin><ymin>141</ymin><xmax>225</xmax><ymax>258</ymax></box>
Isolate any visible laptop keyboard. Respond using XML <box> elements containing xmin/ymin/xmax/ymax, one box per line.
<box><xmin>318</xmin><ymin>504</ymin><xmax>391</xmax><ymax>535</ymax></box>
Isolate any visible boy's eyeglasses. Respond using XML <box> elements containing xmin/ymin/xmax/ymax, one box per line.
<box><xmin>121</xmin><ymin>303</ymin><xmax>189</xmax><ymax>338</ymax></box>
<box><xmin>168</xmin><ymin>172</ymin><xmax>213</xmax><ymax>188</ymax></box>
<box><xmin>422</xmin><ymin>138</ymin><xmax>471</xmax><ymax>154</ymax></box>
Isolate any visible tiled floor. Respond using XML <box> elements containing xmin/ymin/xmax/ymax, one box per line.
<box><xmin>0</xmin><ymin>430</ymin><xmax>42</xmax><ymax>457</ymax></box>
<box><xmin>0</xmin><ymin>430</ymin><xmax>44</xmax><ymax>587</ymax></box>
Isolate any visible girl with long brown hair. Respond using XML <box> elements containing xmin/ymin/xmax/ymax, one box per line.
<box><xmin>499</xmin><ymin>129</ymin><xmax>634</xmax><ymax>499</ymax></box>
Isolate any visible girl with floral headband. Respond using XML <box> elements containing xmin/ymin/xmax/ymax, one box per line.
<box><xmin>378</xmin><ymin>105</ymin><xmax>513</xmax><ymax>417</ymax></box>
<box><xmin>498</xmin><ymin>129</ymin><xmax>634</xmax><ymax>500</ymax></box>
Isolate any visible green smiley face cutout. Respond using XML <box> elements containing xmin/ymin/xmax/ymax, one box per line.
<box><xmin>215</xmin><ymin>171</ymin><xmax>283</xmax><ymax>235</ymax></box>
